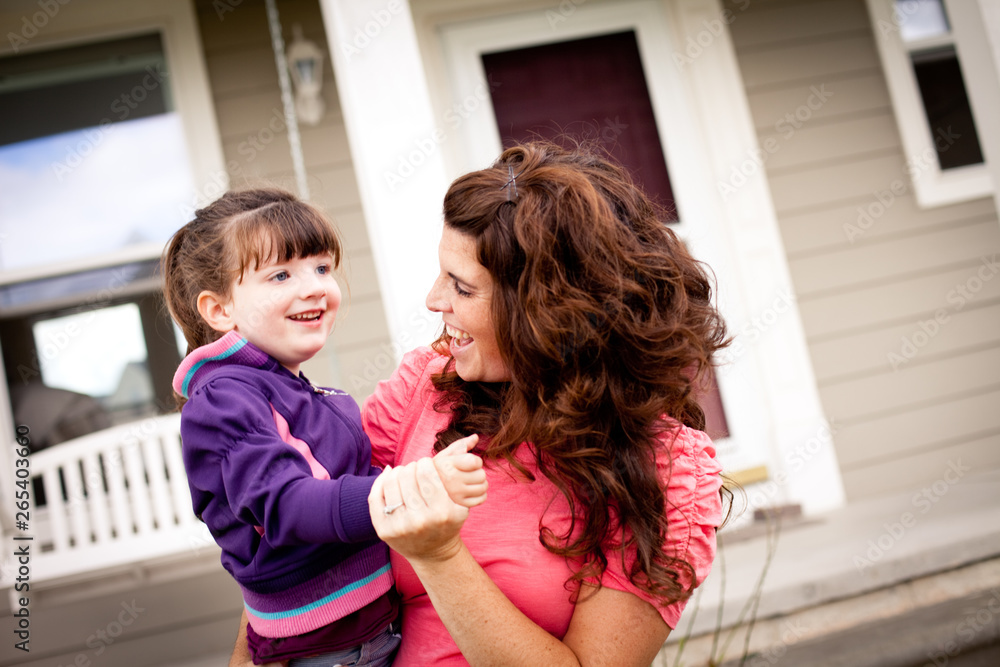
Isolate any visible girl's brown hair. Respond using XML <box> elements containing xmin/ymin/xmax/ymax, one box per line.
<box><xmin>432</xmin><ymin>141</ymin><xmax>729</xmax><ymax>607</ymax></box>
<box><xmin>161</xmin><ymin>187</ymin><xmax>342</xmax><ymax>356</ymax></box>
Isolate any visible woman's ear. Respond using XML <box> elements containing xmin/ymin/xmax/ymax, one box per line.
<box><xmin>197</xmin><ymin>290</ymin><xmax>236</xmax><ymax>333</ymax></box>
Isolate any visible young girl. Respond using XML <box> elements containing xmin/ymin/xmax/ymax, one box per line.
<box><xmin>162</xmin><ymin>187</ymin><xmax>486</xmax><ymax>666</ymax></box>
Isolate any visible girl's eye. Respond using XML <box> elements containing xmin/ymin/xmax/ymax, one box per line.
<box><xmin>316</xmin><ymin>264</ymin><xmax>330</xmax><ymax>275</ymax></box>
<box><xmin>453</xmin><ymin>280</ymin><xmax>473</xmax><ymax>297</ymax></box>
<box><xmin>271</xmin><ymin>271</ymin><xmax>290</xmax><ymax>282</ymax></box>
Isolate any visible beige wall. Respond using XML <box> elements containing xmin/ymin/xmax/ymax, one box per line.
<box><xmin>724</xmin><ymin>0</ymin><xmax>1000</xmax><ymax>500</ymax></box>
<box><xmin>195</xmin><ymin>0</ymin><xmax>394</xmax><ymax>400</ymax></box>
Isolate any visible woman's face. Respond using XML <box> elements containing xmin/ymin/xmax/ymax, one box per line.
<box><xmin>426</xmin><ymin>226</ymin><xmax>510</xmax><ymax>382</ymax></box>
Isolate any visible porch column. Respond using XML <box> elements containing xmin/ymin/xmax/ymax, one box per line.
<box><xmin>317</xmin><ymin>0</ymin><xmax>449</xmax><ymax>358</ymax></box>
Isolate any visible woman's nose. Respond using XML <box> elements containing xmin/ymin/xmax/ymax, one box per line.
<box><xmin>426</xmin><ymin>277</ymin><xmax>448</xmax><ymax>312</ymax></box>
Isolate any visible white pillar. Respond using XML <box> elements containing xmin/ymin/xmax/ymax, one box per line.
<box><xmin>317</xmin><ymin>0</ymin><xmax>450</xmax><ymax>357</ymax></box>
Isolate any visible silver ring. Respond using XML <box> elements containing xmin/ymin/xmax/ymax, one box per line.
<box><xmin>383</xmin><ymin>502</ymin><xmax>404</xmax><ymax>515</ymax></box>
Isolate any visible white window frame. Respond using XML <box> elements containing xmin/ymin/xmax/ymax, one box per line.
<box><xmin>866</xmin><ymin>0</ymin><xmax>993</xmax><ymax>208</ymax></box>
<box><xmin>429</xmin><ymin>0</ymin><xmax>845</xmax><ymax>515</ymax></box>
<box><xmin>0</xmin><ymin>0</ymin><xmax>227</xmax><ymax>286</ymax></box>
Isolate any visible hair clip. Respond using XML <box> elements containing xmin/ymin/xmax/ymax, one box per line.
<box><xmin>501</xmin><ymin>164</ymin><xmax>520</xmax><ymax>202</ymax></box>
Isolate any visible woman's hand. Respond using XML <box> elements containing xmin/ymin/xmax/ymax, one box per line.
<box><xmin>369</xmin><ymin>457</ymin><xmax>470</xmax><ymax>563</ymax></box>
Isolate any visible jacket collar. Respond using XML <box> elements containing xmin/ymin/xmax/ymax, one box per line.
<box><xmin>172</xmin><ymin>331</ymin><xmax>273</xmax><ymax>398</ymax></box>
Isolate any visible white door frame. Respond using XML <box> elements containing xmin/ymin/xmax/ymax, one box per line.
<box><xmin>434</xmin><ymin>0</ymin><xmax>844</xmax><ymax>515</ymax></box>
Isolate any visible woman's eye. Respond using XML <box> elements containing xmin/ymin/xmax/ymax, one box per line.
<box><xmin>453</xmin><ymin>280</ymin><xmax>472</xmax><ymax>297</ymax></box>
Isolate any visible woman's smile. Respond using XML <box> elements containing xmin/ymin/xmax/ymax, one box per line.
<box><xmin>426</xmin><ymin>227</ymin><xmax>510</xmax><ymax>382</ymax></box>
<box><xmin>446</xmin><ymin>324</ymin><xmax>473</xmax><ymax>348</ymax></box>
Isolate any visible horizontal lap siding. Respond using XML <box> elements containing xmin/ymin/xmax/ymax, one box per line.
<box><xmin>788</xmin><ymin>221</ymin><xmax>998</xmax><ymax>295</ymax></box>
<box><xmin>196</xmin><ymin>0</ymin><xmax>392</xmax><ymax>399</ymax></box>
<box><xmin>724</xmin><ymin>0</ymin><xmax>1000</xmax><ymax>500</ymax></box>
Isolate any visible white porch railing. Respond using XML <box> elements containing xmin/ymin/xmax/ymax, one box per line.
<box><xmin>2</xmin><ymin>414</ymin><xmax>215</xmax><ymax>596</ymax></box>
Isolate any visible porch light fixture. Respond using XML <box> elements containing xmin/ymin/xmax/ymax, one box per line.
<box><xmin>286</xmin><ymin>24</ymin><xmax>325</xmax><ymax>125</ymax></box>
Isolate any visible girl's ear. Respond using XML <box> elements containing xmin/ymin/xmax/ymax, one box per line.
<box><xmin>197</xmin><ymin>290</ymin><xmax>236</xmax><ymax>333</ymax></box>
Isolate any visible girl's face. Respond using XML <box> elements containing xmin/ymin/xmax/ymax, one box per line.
<box><xmin>425</xmin><ymin>226</ymin><xmax>510</xmax><ymax>382</ymax></box>
<box><xmin>216</xmin><ymin>252</ymin><xmax>341</xmax><ymax>375</ymax></box>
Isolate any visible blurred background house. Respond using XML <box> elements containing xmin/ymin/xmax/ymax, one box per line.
<box><xmin>0</xmin><ymin>0</ymin><xmax>997</xmax><ymax>664</ymax></box>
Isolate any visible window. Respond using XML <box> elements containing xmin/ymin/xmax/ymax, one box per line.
<box><xmin>8</xmin><ymin>304</ymin><xmax>149</xmax><ymax>452</ymax></box>
<box><xmin>1</xmin><ymin>292</ymin><xmax>182</xmax><ymax>452</ymax></box>
<box><xmin>0</xmin><ymin>0</ymin><xmax>224</xmax><ymax>452</ymax></box>
<box><xmin>867</xmin><ymin>0</ymin><xmax>992</xmax><ymax>206</ymax></box>
<box><xmin>0</xmin><ymin>32</ymin><xmax>193</xmax><ymax>450</ymax></box>
<box><xmin>0</xmin><ymin>33</ymin><xmax>195</xmax><ymax>274</ymax></box>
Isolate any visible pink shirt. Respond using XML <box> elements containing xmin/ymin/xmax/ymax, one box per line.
<box><xmin>362</xmin><ymin>347</ymin><xmax>723</xmax><ymax>666</ymax></box>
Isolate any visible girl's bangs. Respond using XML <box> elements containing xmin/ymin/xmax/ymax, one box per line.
<box><xmin>228</xmin><ymin>201</ymin><xmax>341</xmax><ymax>278</ymax></box>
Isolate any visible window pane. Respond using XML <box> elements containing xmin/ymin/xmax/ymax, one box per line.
<box><xmin>911</xmin><ymin>47</ymin><xmax>985</xmax><ymax>170</ymax></box>
<box><xmin>0</xmin><ymin>114</ymin><xmax>195</xmax><ymax>271</ymax></box>
<box><xmin>10</xmin><ymin>303</ymin><xmax>154</xmax><ymax>450</ymax></box>
<box><xmin>895</xmin><ymin>0</ymin><xmax>950</xmax><ymax>42</ymax></box>
<box><xmin>34</xmin><ymin>303</ymin><xmax>148</xmax><ymax>398</ymax></box>
<box><xmin>173</xmin><ymin>320</ymin><xmax>189</xmax><ymax>358</ymax></box>
<box><xmin>0</xmin><ymin>33</ymin><xmax>170</xmax><ymax>146</ymax></box>
<box><xmin>0</xmin><ymin>33</ymin><xmax>194</xmax><ymax>274</ymax></box>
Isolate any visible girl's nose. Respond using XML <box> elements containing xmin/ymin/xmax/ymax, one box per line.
<box><xmin>300</xmin><ymin>272</ymin><xmax>327</xmax><ymax>299</ymax></box>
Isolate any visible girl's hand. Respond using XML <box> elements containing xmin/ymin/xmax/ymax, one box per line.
<box><xmin>433</xmin><ymin>434</ymin><xmax>487</xmax><ymax>508</ymax></box>
<box><xmin>369</xmin><ymin>458</ymin><xmax>469</xmax><ymax>563</ymax></box>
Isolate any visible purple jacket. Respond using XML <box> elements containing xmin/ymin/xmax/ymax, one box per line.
<box><xmin>173</xmin><ymin>331</ymin><xmax>392</xmax><ymax>640</ymax></box>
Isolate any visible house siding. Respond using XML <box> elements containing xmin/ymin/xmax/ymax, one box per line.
<box><xmin>195</xmin><ymin>0</ymin><xmax>394</xmax><ymax>400</ymax></box>
<box><xmin>724</xmin><ymin>0</ymin><xmax>1000</xmax><ymax>499</ymax></box>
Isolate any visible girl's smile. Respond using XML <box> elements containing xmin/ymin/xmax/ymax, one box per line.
<box><xmin>204</xmin><ymin>252</ymin><xmax>341</xmax><ymax>375</ymax></box>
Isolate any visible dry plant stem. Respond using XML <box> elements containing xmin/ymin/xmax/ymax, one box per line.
<box><xmin>669</xmin><ymin>489</ymin><xmax>784</xmax><ymax>667</ymax></box>
<box><xmin>703</xmin><ymin>511</ymin><xmax>781</xmax><ymax>666</ymax></box>
<box><xmin>737</xmin><ymin>514</ymin><xmax>781</xmax><ymax>667</ymax></box>
<box><xmin>708</xmin><ymin>537</ymin><xmax>727</xmax><ymax>662</ymax></box>
<box><xmin>671</xmin><ymin>587</ymin><xmax>704</xmax><ymax>667</ymax></box>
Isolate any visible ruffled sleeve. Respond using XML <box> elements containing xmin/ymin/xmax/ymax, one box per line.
<box><xmin>362</xmin><ymin>346</ymin><xmax>442</xmax><ymax>467</ymax></box>
<box><xmin>600</xmin><ymin>425</ymin><xmax>723</xmax><ymax>629</ymax></box>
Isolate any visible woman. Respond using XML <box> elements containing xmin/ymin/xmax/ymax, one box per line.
<box><xmin>231</xmin><ymin>141</ymin><xmax>727</xmax><ymax>666</ymax></box>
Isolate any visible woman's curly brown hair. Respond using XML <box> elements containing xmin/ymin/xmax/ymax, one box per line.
<box><xmin>431</xmin><ymin>140</ymin><xmax>730</xmax><ymax>607</ymax></box>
